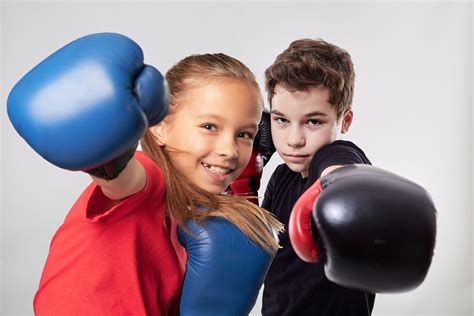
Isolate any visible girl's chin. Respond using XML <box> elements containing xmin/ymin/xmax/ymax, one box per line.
<box><xmin>195</xmin><ymin>181</ymin><xmax>229</xmax><ymax>195</ymax></box>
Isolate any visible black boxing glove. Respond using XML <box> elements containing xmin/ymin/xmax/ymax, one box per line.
<box><xmin>254</xmin><ymin>108</ymin><xmax>275</xmax><ymax>166</ymax></box>
<box><xmin>289</xmin><ymin>164</ymin><xmax>437</xmax><ymax>293</ymax></box>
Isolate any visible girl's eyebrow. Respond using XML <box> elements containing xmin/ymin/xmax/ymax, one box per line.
<box><xmin>242</xmin><ymin>123</ymin><xmax>258</xmax><ymax>130</ymax></box>
<box><xmin>195</xmin><ymin>113</ymin><xmax>258</xmax><ymax>130</ymax></box>
<box><xmin>195</xmin><ymin>113</ymin><xmax>223</xmax><ymax>120</ymax></box>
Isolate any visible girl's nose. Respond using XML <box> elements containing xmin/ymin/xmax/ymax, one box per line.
<box><xmin>216</xmin><ymin>136</ymin><xmax>239</xmax><ymax>159</ymax></box>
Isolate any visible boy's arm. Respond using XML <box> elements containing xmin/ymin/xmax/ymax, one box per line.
<box><xmin>289</xmin><ymin>141</ymin><xmax>437</xmax><ymax>293</ymax></box>
<box><xmin>261</xmin><ymin>164</ymin><xmax>281</xmax><ymax>213</ymax></box>
<box><xmin>309</xmin><ymin>140</ymin><xmax>371</xmax><ymax>182</ymax></box>
<box><xmin>320</xmin><ymin>165</ymin><xmax>344</xmax><ymax>178</ymax></box>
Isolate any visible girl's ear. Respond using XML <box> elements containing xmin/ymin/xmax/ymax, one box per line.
<box><xmin>151</xmin><ymin>123</ymin><xmax>166</xmax><ymax>146</ymax></box>
<box><xmin>341</xmin><ymin>109</ymin><xmax>353</xmax><ymax>134</ymax></box>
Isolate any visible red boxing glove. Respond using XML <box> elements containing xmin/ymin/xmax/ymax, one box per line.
<box><xmin>229</xmin><ymin>150</ymin><xmax>263</xmax><ymax>205</ymax></box>
<box><xmin>288</xmin><ymin>179</ymin><xmax>323</xmax><ymax>263</ymax></box>
<box><xmin>228</xmin><ymin>109</ymin><xmax>273</xmax><ymax>205</ymax></box>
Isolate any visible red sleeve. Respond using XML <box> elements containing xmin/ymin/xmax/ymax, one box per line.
<box><xmin>66</xmin><ymin>151</ymin><xmax>165</xmax><ymax>223</ymax></box>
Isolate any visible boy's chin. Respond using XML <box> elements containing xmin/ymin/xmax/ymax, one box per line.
<box><xmin>285</xmin><ymin>162</ymin><xmax>309</xmax><ymax>176</ymax></box>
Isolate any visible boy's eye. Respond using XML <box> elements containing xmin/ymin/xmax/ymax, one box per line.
<box><xmin>306</xmin><ymin>119</ymin><xmax>322</xmax><ymax>126</ymax></box>
<box><xmin>274</xmin><ymin>117</ymin><xmax>288</xmax><ymax>124</ymax></box>
<box><xmin>202</xmin><ymin>123</ymin><xmax>217</xmax><ymax>131</ymax></box>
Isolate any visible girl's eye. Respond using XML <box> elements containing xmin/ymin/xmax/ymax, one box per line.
<box><xmin>238</xmin><ymin>132</ymin><xmax>254</xmax><ymax>139</ymax></box>
<box><xmin>202</xmin><ymin>123</ymin><xmax>217</xmax><ymax>131</ymax></box>
<box><xmin>307</xmin><ymin>119</ymin><xmax>322</xmax><ymax>126</ymax></box>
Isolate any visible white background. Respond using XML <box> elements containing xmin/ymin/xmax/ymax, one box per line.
<box><xmin>1</xmin><ymin>1</ymin><xmax>472</xmax><ymax>315</ymax></box>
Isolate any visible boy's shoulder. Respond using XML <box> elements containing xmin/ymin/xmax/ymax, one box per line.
<box><xmin>329</xmin><ymin>139</ymin><xmax>365</xmax><ymax>151</ymax></box>
<box><xmin>308</xmin><ymin>140</ymin><xmax>372</xmax><ymax>182</ymax></box>
<box><xmin>318</xmin><ymin>140</ymin><xmax>370</xmax><ymax>159</ymax></box>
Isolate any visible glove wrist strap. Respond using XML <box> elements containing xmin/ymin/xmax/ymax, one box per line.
<box><xmin>85</xmin><ymin>144</ymin><xmax>138</xmax><ymax>180</ymax></box>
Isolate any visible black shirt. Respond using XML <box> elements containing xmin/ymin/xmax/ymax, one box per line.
<box><xmin>262</xmin><ymin>140</ymin><xmax>375</xmax><ymax>316</ymax></box>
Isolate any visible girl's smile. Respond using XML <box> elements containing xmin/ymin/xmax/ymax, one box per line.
<box><xmin>202</xmin><ymin>162</ymin><xmax>234</xmax><ymax>183</ymax></box>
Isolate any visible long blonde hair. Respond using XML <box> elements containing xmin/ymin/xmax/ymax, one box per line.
<box><xmin>141</xmin><ymin>53</ymin><xmax>283</xmax><ymax>253</ymax></box>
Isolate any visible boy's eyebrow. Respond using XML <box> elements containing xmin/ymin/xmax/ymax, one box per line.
<box><xmin>271</xmin><ymin>109</ymin><xmax>286</xmax><ymax>116</ymax></box>
<box><xmin>303</xmin><ymin>111</ymin><xmax>327</xmax><ymax>117</ymax></box>
<box><xmin>271</xmin><ymin>109</ymin><xmax>328</xmax><ymax>117</ymax></box>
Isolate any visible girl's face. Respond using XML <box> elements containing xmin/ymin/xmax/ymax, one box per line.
<box><xmin>155</xmin><ymin>79</ymin><xmax>262</xmax><ymax>194</ymax></box>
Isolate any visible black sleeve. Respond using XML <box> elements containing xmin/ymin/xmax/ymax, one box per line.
<box><xmin>261</xmin><ymin>164</ymin><xmax>284</xmax><ymax>214</ymax></box>
<box><xmin>308</xmin><ymin>140</ymin><xmax>371</xmax><ymax>181</ymax></box>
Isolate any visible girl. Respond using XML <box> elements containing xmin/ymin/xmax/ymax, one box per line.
<box><xmin>8</xmin><ymin>33</ymin><xmax>282</xmax><ymax>315</ymax></box>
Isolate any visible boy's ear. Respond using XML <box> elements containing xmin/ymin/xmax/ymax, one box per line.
<box><xmin>151</xmin><ymin>123</ymin><xmax>166</xmax><ymax>146</ymax></box>
<box><xmin>341</xmin><ymin>110</ymin><xmax>353</xmax><ymax>134</ymax></box>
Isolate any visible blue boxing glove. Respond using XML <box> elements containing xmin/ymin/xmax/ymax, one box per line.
<box><xmin>7</xmin><ymin>32</ymin><xmax>169</xmax><ymax>179</ymax></box>
<box><xmin>178</xmin><ymin>217</ymin><xmax>274</xmax><ymax>316</ymax></box>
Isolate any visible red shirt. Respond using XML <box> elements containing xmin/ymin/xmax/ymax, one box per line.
<box><xmin>34</xmin><ymin>152</ymin><xmax>187</xmax><ymax>315</ymax></box>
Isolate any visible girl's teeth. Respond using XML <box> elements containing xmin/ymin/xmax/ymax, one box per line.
<box><xmin>203</xmin><ymin>163</ymin><xmax>230</xmax><ymax>175</ymax></box>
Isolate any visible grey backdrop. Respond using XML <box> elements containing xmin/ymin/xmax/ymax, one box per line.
<box><xmin>1</xmin><ymin>1</ymin><xmax>472</xmax><ymax>315</ymax></box>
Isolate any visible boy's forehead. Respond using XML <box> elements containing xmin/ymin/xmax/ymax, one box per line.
<box><xmin>271</xmin><ymin>85</ymin><xmax>338</xmax><ymax>118</ymax></box>
<box><xmin>273</xmin><ymin>85</ymin><xmax>330</xmax><ymax>105</ymax></box>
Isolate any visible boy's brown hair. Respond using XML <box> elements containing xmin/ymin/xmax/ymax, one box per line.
<box><xmin>265</xmin><ymin>38</ymin><xmax>355</xmax><ymax>118</ymax></box>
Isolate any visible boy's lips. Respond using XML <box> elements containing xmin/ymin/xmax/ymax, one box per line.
<box><xmin>283</xmin><ymin>154</ymin><xmax>310</xmax><ymax>163</ymax></box>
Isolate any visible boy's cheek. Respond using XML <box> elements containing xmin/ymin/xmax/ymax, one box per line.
<box><xmin>270</xmin><ymin>128</ymin><xmax>286</xmax><ymax>148</ymax></box>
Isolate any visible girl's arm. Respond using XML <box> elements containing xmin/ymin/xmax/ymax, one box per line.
<box><xmin>92</xmin><ymin>157</ymin><xmax>147</xmax><ymax>201</ymax></box>
<box><xmin>7</xmin><ymin>33</ymin><xmax>169</xmax><ymax>204</ymax></box>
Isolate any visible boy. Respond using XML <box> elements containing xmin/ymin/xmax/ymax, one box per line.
<box><xmin>261</xmin><ymin>38</ymin><xmax>375</xmax><ymax>315</ymax></box>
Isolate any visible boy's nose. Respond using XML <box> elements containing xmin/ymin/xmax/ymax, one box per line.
<box><xmin>287</xmin><ymin>127</ymin><xmax>305</xmax><ymax>148</ymax></box>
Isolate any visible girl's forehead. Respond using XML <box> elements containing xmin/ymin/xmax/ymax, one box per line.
<box><xmin>171</xmin><ymin>81</ymin><xmax>261</xmax><ymax>121</ymax></box>
<box><xmin>184</xmin><ymin>81</ymin><xmax>259</xmax><ymax>104</ymax></box>
<box><xmin>184</xmin><ymin>77</ymin><xmax>255</xmax><ymax>93</ymax></box>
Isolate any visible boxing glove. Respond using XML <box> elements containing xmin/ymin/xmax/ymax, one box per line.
<box><xmin>228</xmin><ymin>109</ymin><xmax>275</xmax><ymax>205</ymax></box>
<box><xmin>7</xmin><ymin>32</ymin><xmax>169</xmax><ymax>179</ymax></box>
<box><xmin>254</xmin><ymin>108</ymin><xmax>275</xmax><ymax>166</ymax></box>
<box><xmin>177</xmin><ymin>216</ymin><xmax>275</xmax><ymax>315</ymax></box>
<box><xmin>228</xmin><ymin>150</ymin><xmax>263</xmax><ymax>205</ymax></box>
<box><xmin>289</xmin><ymin>164</ymin><xmax>437</xmax><ymax>293</ymax></box>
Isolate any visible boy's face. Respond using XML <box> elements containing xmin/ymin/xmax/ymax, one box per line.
<box><xmin>270</xmin><ymin>85</ymin><xmax>352</xmax><ymax>178</ymax></box>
